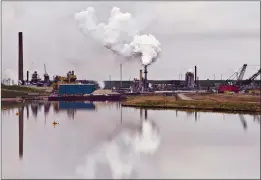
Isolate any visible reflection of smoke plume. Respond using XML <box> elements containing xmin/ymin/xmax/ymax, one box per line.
<box><xmin>97</xmin><ymin>81</ymin><xmax>105</xmax><ymax>89</ymax></box>
<box><xmin>75</xmin><ymin>7</ymin><xmax>161</xmax><ymax>66</ymax></box>
<box><xmin>76</xmin><ymin>120</ymin><xmax>160</xmax><ymax>179</ymax></box>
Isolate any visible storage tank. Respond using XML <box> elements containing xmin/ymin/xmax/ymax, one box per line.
<box><xmin>58</xmin><ymin>84</ymin><xmax>96</xmax><ymax>95</ymax></box>
<box><xmin>185</xmin><ymin>69</ymin><xmax>195</xmax><ymax>88</ymax></box>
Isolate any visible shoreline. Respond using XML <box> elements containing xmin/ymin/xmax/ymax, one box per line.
<box><xmin>121</xmin><ymin>103</ymin><xmax>260</xmax><ymax>115</ymax></box>
<box><xmin>121</xmin><ymin>94</ymin><xmax>261</xmax><ymax>115</ymax></box>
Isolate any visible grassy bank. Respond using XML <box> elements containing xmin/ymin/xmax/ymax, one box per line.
<box><xmin>122</xmin><ymin>95</ymin><xmax>261</xmax><ymax>114</ymax></box>
<box><xmin>1</xmin><ymin>84</ymin><xmax>48</xmax><ymax>98</ymax></box>
<box><xmin>1</xmin><ymin>84</ymin><xmax>46</xmax><ymax>93</ymax></box>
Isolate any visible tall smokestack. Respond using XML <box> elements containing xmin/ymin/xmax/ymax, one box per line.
<box><xmin>140</xmin><ymin>69</ymin><xmax>142</xmax><ymax>81</ymax></box>
<box><xmin>194</xmin><ymin>66</ymin><xmax>197</xmax><ymax>88</ymax></box>
<box><xmin>144</xmin><ymin>65</ymin><xmax>148</xmax><ymax>90</ymax></box>
<box><xmin>26</xmin><ymin>71</ymin><xmax>29</xmax><ymax>83</ymax></box>
<box><xmin>18</xmin><ymin>32</ymin><xmax>24</xmax><ymax>82</ymax></box>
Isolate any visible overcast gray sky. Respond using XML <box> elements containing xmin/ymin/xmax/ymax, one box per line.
<box><xmin>1</xmin><ymin>1</ymin><xmax>260</xmax><ymax>81</ymax></box>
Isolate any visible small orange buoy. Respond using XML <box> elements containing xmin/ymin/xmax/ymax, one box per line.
<box><xmin>52</xmin><ymin>121</ymin><xmax>59</xmax><ymax>127</ymax></box>
<box><xmin>16</xmin><ymin>112</ymin><xmax>19</xmax><ymax>116</ymax></box>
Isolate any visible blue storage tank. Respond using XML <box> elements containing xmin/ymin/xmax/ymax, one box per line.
<box><xmin>58</xmin><ymin>84</ymin><xmax>96</xmax><ymax>95</ymax></box>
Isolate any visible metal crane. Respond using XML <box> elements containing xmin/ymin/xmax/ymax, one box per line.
<box><xmin>235</xmin><ymin>64</ymin><xmax>247</xmax><ymax>85</ymax></box>
<box><xmin>225</xmin><ymin>64</ymin><xmax>247</xmax><ymax>84</ymax></box>
<box><xmin>242</xmin><ymin>68</ymin><xmax>261</xmax><ymax>86</ymax></box>
<box><xmin>218</xmin><ymin>64</ymin><xmax>248</xmax><ymax>93</ymax></box>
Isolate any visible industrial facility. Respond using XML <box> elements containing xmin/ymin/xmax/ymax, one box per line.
<box><xmin>11</xmin><ymin>32</ymin><xmax>261</xmax><ymax>98</ymax></box>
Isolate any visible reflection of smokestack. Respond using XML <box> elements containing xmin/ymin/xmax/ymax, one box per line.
<box><xmin>140</xmin><ymin>108</ymin><xmax>143</xmax><ymax>120</ymax></box>
<box><xmin>145</xmin><ymin>109</ymin><xmax>148</xmax><ymax>120</ymax></box>
<box><xmin>19</xmin><ymin>107</ymin><xmax>24</xmax><ymax>158</ymax></box>
<box><xmin>26</xmin><ymin>104</ymin><xmax>29</xmax><ymax>119</ymax></box>
<box><xmin>144</xmin><ymin>66</ymin><xmax>148</xmax><ymax>90</ymax></box>
<box><xmin>26</xmin><ymin>71</ymin><xmax>29</xmax><ymax>83</ymax></box>
<box><xmin>18</xmin><ymin>32</ymin><xmax>24</xmax><ymax>82</ymax></box>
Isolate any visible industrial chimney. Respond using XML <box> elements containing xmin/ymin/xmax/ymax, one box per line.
<box><xmin>194</xmin><ymin>66</ymin><xmax>197</xmax><ymax>88</ymax></box>
<box><xmin>26</xmin><ymin>71</ymin><xmax>29</xmax><ymax>83</ymax></box>
<box><xmin>18</xmin><ymin>32</ymin><xmax>24</xmax><ymax>83</ymax></box>
<box><xmin>144</xmin><ymin>65</ymin><xmax>148</xmax><ymax>90</ymax></box>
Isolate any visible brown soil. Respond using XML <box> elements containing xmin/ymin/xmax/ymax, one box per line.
<box><xmin>123</xmin><ymin>95</ymin><xmax>261</xmax><ymax>114</ymax></box>
<box><xmin>185</xmin><ymin>93</ymin><xmax>260</xmax><ymax>104</ymax></box>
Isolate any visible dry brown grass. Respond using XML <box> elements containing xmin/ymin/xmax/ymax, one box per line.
<box><xmin>123</xmin><ymin>95</ymin><xmax>261</xmax><ymax>113</ymax></box>
<box><xmin>185</xmin><ymin>93</ymin><xmax>260</xmax><ymax>104</ymax></box>
<box><xmin>126</xmin><ymin>95</ymin><xmax>177</xmax><ymax>104</ymax></box>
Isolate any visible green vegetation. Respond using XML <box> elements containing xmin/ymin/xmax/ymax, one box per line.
<box><xmin>122</xmin><ymin>95</ymin><xmax>261</xmax><ymax>114</ymax></box>
<box><xmin>1</xmin><ymin>84</ymin><xmax>45</xmax><ymax>93</ymax></box>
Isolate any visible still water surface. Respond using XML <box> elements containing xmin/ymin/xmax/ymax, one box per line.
<box><xmin>2</xmin><ymin>101</ymin><xmax>260</xmax><ymax>179</ymax></box>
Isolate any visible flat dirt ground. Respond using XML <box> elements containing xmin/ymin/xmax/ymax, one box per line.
<box><xmin>185</xmin><ymin>93</ymin><xmax>260</xmax><ymax>104</ymax></box>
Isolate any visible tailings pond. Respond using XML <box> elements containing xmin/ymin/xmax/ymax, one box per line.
<box><xmin>1</xmin><ymin>101</ymin><xmax>260</xmax><ymax>179</ymax></box>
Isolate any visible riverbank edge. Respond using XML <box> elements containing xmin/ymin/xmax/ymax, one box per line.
<box><xmin>121</xmin><ymin>103</ymin><xmax>261</xmax><ymax>114</ymax></box>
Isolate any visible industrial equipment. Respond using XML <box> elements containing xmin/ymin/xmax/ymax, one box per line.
<box><xmin>218</xmin><ymin>64</ymin><xmax>260</xmax><ymax>93</ymax></box>
<box><xmin>52</xmin><ymin>70</ymin><xmax>78</xmax><ymax>91</ymax></box>
<box><xmin>218</xmin><ymin>64</ymin><xmax>247</xmax><ymax>93</ymax></box>
<box><xmin>185</xmin><ymin>69</ymin><xmax>195</xmax><ymax>88</ymax></box>
<box><xmin>43</xmin><ymin>64</ymin><xmax>50</xmax><ymax>83</ymax></box>
<box><xmin>30</xmin><ymin>71</ymin><xmax>41</xmax><ymax>84</ymax></box>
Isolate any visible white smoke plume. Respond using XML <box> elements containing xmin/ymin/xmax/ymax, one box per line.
<box><xmin>97</xmin><ymin>81</ymin><xmax>105</xmax><ymax>89</ymax></box>
<box><xmin>74</xmin><ymin>7</ymin><xmax>161</xmax><ymax>66</ymax></box>
<box><xmin>2</xmin><ymin>69</ymin><xmax>16</xmax><ymax>81</ymax></box>
<box><xmin>76</xmin><ymin>120</ymin><xmax>160</xmax><ymax>179</ymax></box>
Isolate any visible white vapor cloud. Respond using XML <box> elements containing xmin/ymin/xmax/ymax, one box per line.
<box><xmin>1</xmin><ymin>1</ymin><xmax>260</xmax><ymax>81</ymax></box>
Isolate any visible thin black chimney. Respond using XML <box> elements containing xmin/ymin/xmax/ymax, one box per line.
<box><xmin>18</xmin><ymin>32</ymin><xmax>24</xmax><ymax>82</ymax></box>
<box><xmin>194</xmin><ymin>66</ymin><xmax>197</xmax><ymax>87</ymax></box>
<box><xmin>26</xmin><ymin>71</ymin><xmax>29</xmax><ymax>83</ymax></box>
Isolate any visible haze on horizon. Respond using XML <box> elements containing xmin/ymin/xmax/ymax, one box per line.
<box><xmin>1</xmin><ymin>1</ymin><xmax>260</xmax><ymax>81</ymax></box>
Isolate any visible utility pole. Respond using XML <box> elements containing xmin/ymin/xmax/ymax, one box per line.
<box><xmin>221</xmin><ymin>74</ymin><xmax>222</xmax><ymax>80</ymax></box>
<box><xmin>120</xmin><ymin>64</ymin><xmax>122</xmax><ymax>88</ymax></box>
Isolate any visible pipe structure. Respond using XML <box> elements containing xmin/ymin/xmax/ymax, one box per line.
<box><xmin>140</xmin><ymin>69</ymin><xmax>143</xmax><ymax>81</ymax></box>
<box><xmin>18</xmin><ymin>32</ymin><xmax>24</xmax><ymax>82</ymax></box>
<box><xmin>26</xmin><ymin>71</ymin><xmax>29</xmax><ymax>83</ymax></box>
<box><xmin>144</xmin><ymin>65</ymin><xmax>148</xmax><ymax>91</ymax></box>
<box><xmin>120</xmin><ymin>64</ymin><xmax>122</xmax><ymax>88</ymax></box>
<box><xmin>139</xmin><ymin>69</ymin><xmax>143</xmax><ymax>91</ymax></box>
<box><xmin>194</xmin><ymin>66</ymin><xmax>197</xmax><ymax>88</ymax></box>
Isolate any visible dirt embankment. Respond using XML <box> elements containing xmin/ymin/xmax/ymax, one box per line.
<box><xmin>122</xmin><ymin>94</ymin><xmax>261</xmax><ymax>114</ymax></box>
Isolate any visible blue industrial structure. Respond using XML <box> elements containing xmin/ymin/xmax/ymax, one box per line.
<box><xmin>58</xmin><ymin>84</ymin><xmax>96</xmax><ymax>95</ymax></box>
